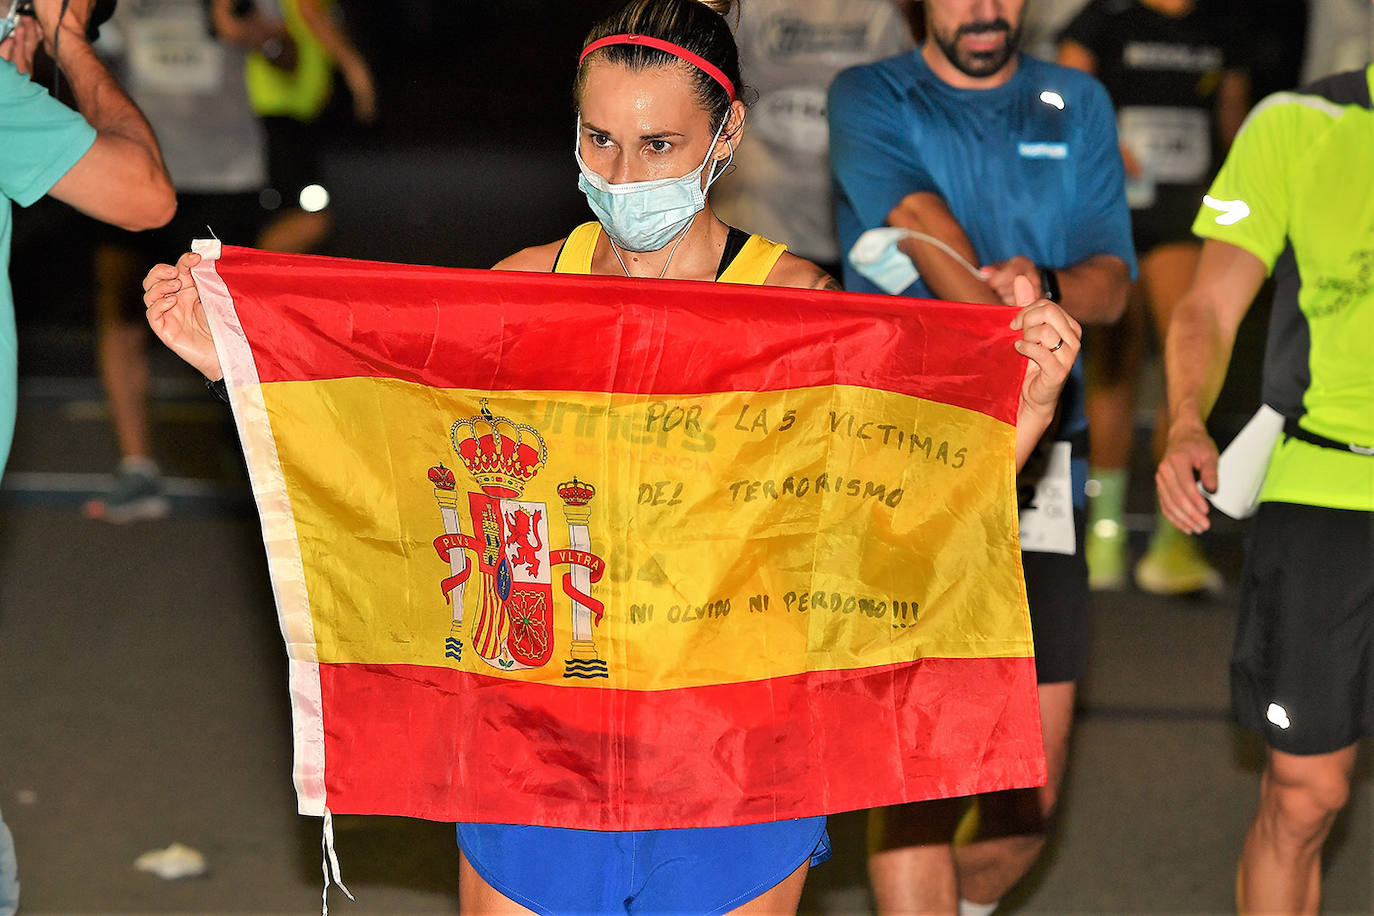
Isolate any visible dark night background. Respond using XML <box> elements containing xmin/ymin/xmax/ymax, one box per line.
<box><xmin>11</xmin><ymin>0</ymin><xmax>633</xmax><ymax>351</ymax></box>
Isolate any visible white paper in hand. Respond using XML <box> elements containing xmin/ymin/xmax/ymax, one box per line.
<box><xmin>1203</xmin><ymin>404</ymin><xmax>1285</xmax><ymax>519</ymax></box>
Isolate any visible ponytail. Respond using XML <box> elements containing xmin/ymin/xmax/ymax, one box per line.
<box><xmin>696</xmin><ymin>0</ymin><xmax>739</xmax><ymax>23</ymax></box>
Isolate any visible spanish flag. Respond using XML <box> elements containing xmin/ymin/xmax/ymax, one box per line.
<box><xmin>192</xmin><ymin>241</ymin><xmax>1044</xmax><ymax>830</ymax></box>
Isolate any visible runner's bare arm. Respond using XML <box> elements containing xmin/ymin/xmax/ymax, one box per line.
<box><xmin>1056</xmin><ymin>39</ymin><xmax>1096</xmax><ymax>74</ymax></box>
<box><xmin>763</xmin><ymin>251</ymin><xmax>841</xmax><ymax>291</ymax></box>
<box><xmin>1156</xmin><ymin>240</ymin><xmax>1266</xmax><ymax>533</ymax></box>
<box><xmin>814</xmin><ymin>271</ymin><xmax>842</xmax><ymax>292</ymax></box>
<box><xmin>890</xmin><ymin>187</ymin><xmax>1128</xmax><ymax>323</ymax></box>
<box><xmin>1217</xmin><ymin>69</ymin><xmax>1250</xmax><ymax>148</ymax></box>
<box><xmin>887</xmin><ymin>191</ymin><xmax>1001</xmax><ymax>304</ymax></box>
<box><xmin>988</xmin><ymin>252</ymin><xmax>1129</xmax><ymax>324</ymax></box>
<box><xmin>295</xmin><ymin>0</ymin><xmax>376</xmax><ymax>122</ymax></box>
<box><xmin>208</xmin><ymin>0</ymin><xmax>278</xmax><ymax>50</ymax></box>
<box><xmin>36</xmin><ymin>0</ymin><xmax>175</xmax><ymax>231</ymax></box>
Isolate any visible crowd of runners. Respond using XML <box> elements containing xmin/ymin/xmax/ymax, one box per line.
<box><xmin>2</xmin><ymin>0</ymin><xmax>1372</xmax><ymax>913</ymax></box>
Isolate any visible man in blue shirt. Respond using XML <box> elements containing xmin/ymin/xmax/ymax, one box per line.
<box><xmin>1</xmin><ymin>1</ymin><xmax>174</xmax><ymax>909</ymax></box>
<box><xmin>829</xmin><ymin>1</ymin><xmax>1133</xmax><ymax>912</ymax></box>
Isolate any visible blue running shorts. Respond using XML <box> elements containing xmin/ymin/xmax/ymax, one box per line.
<box><xmin>457</xmin><ymin>816</ymin><xmax>830</xmax><ymax>914</ymax></box>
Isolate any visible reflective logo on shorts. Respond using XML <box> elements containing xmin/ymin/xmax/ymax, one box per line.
<box><xmin>1266</xmin><ymin>702</ymin><xmax>1291</xmax><ymax>729</ymax></box>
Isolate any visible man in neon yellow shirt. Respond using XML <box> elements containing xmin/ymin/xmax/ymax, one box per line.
<box><xmin>1157</xmin><ymin>59</ymin><xmax>1374</xmax><ymax>914</ymax></box>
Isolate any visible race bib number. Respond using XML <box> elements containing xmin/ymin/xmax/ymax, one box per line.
<box><xmin>751</xmin><ymin>87</ymin><xmax>830</xmax><ymax>155</ymax></box>
<box><xmin>1118</xmin><ymin>106</ymin><xmax>1211</xmax><ymax>184</ymax></box>
<box><xmin>1018</xmin><ymin>441</ymin><xmax>1076</xmax><ymax>556</ymax></box>
<box><xmin>128</xmin><ymin>17</ymin><xmax>223</xmax><ymax>94</ymax></box>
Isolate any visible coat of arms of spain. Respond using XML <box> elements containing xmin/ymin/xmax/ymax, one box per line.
<box><xmin>429</xmin><ymin>401</ymin><xmax>608</xmax><ymax>679</ymax></box>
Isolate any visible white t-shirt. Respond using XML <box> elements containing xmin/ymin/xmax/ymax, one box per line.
<box><xmin>711</xmin><ymin>0</ymin><xmax>914</xmax><ymax>263</ymax></box>
<box><xmin>1302</xmin><ymin>0</ymin><xmax>1374</xmax><ymax>83</ymax></box>
<box><xmin>100</xmin><ymin>0</ymin><xmax>265</xmax><ymax>193</ymax></box>
<box><xmin>1018</xmin><ymin>0</ymin><xmax>1089</xmax><ymax>61</ymax></box>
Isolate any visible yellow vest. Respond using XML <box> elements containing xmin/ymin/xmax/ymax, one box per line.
<box><xmin>553</xmin><ymin>222</ymin><xmax>787</xmax><ymax>285</ymax></box>
<box><xmin>245</xmin><ymin>0</ymin><xmax>335</xmax><ymax>122</ymax></box>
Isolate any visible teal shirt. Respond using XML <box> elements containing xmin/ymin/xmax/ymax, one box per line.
<box><xmin>0</xmin><ymin>61</ymin><xmax>96</xmax><ymax>475</ymax></box>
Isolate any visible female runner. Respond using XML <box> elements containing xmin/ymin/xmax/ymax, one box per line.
<box><xmin>142</xmin><ymin>1</ymin><xmax>1082</xmax><ymax>912</ymax></box>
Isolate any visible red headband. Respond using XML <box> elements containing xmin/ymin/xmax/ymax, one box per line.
<box><xmin>579</xmin><ymin>34</ymin><xmax>736</xmax><ymax>102</ymax></box>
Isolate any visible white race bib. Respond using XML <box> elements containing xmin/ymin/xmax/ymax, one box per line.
<box><xmin>1118</xmin><ymin>106</ymin><xmax>1211</xmax><ymax>184</ymax></box>
<box><xmin>751</xmin><ymin>87</ymin><xmax>831</xmax><ymax>155</ymax></box>
<box><xmin>128</xmin><ymin>17</ymin><xmax>223</xmax><ymax>94</ymax></box>
<box><xmin>1018</xmin><ymin>440</ymin><xmax>1076</xmax><ymax>556</ymax></box>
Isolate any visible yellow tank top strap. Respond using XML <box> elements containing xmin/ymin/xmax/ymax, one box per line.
<box><xmin>552</xmin><ymin>223</ymin><xmax>787</xmax><ymax>282</ymax></box>
<box><xmin>717</xmin><ymin>234</ymin><xmax>788</xmax><ymax>286</ymax></box>
<box><xmin>553</xmin><ymin>222</ymin><xmax>602</xmax><ymax>274</ymax></box>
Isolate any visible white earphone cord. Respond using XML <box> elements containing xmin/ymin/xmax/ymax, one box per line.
<box><xmin>901</xmin><ymin>230</ymin><xmax>984</xmax><ymax>280</ymax></box>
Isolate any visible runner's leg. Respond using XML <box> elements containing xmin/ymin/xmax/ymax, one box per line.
<box><xmin>954</xmin><ymin>680</ymin><xmax>1075</xmax><ymax>906</ymax></box>
<box><xmin>867</xmin><ymin>797</ymin><xmax>963</xmax><ymax>913</ymax></box>
<box><xmin>725</xmin><ymin>860</ymin><xmax>809</xmax><ymax>915</ymax></box>
<box><xmin>1084</xmin><ymin>283</ymin><xmax>1146</xmax><ymax>588</ymax></box>
<box><xmin>458</xmin><ymin>851</ymin><xmax>538</xmax><ymax>915</ymax></box>
<box><xmin>1238</xmin><ymin>744</ymin><xmax>1357</xmax><ymax>915</ymax></box>
<box><xmin>94</xmin><ymin>243</ymin><xmax>153</xmax><ymax>462</ymax></box>
<box><xmin>1134</xmin><ymin>242</ymin><xmax>1221</xmax><ymax>594</ymax></box>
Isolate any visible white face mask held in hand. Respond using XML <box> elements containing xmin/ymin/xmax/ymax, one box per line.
<box><xmin>847</xmin><ymin>227</ymin><xmax>984</xmax><ymax>294</ymax></box>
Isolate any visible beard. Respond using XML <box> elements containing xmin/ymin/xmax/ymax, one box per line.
<box><xmin>932</xmin><ymin>18</ymin><xmax>1021</xmax><ymax>79</ymax></box>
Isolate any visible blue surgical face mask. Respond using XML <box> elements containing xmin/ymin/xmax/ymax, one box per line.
<box><xmin>846</xmin><ymin>227</ymin><xmax>984</xmax><ymax>295</ymax></box>
<box><xmin>0</xmin><ymin>0</ymin><xmax>21</xmax><ymax>43</ymax></box>
<box><xmin>847</xmin><ymin>227</ymin><xmax>920</xmax><ymax>294</ymax></box>
<box><xmin>575</xmin><ymin>117</ymin><xmax>732</xmax><ymax>253</ymax></box>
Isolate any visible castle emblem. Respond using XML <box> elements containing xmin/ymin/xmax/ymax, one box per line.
<box><xmin>430</xmin><ymin>402</ymin><xmax>608</xmax><ymax>678</ymax></box>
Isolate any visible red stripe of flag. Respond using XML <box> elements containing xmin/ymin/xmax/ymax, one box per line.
<box><xmin>213</xmin><ymin>247</ymin><xmax>1024</xmax><ymax>425</ymax></box>
<box><xmin>317</xmin><ymin>657</ymin><xmax>1045</xmax><ymax>829</ymax></box>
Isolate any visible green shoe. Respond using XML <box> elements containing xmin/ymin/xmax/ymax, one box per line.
<box><xmin>83</xmin><ymin>465</ymin><xmax>170</xmax><ymax>524</ymax></box>
<box><xmin>1134</xmin><ymin>529</ymin><xmax>1223</xmax><ymax>596</ymax></box>
<box><xmin>1086</xmin><ymin>518</ymin><xmax>1127</xmax><ymax>591</ymax></box>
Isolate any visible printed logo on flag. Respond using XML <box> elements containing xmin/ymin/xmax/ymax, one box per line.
<box><xmin>429</xmin><ymin>402</ymin><xmax>608</xmax><ymax>679</ymax></box>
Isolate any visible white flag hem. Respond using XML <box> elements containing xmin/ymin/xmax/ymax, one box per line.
<box><xmin>192</xmin><ymin>239</ymin><xmax>327</xmax><ymax>817</ymax></box>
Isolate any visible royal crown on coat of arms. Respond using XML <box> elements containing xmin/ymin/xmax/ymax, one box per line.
<box><xmin>450</xmin><ymin>403</ymin><xmax>547</xmax><ymax>498</ymax></box>
<box><xmin>557</xmin><ymin>477</ymin><xmax>595</xmax><ymax>506</ymax></box>
<box><xmin>429</xmin><ymin>402</ymin><xmax>607</xmax><ymax>680</ymax></box>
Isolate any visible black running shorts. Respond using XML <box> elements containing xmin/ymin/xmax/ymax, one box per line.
<box><xmin>262</xmin><ymin>115</ymin><xmax>326</xmax><ymax>212</ymax></box>
<box><xmin>1022</xmin><ymin>510</ymin><xmax>1090</xmax><ymax>685</ymax></box>
<box><xmin>95</xmin><ymin>192</ymin><xmax>264</xmax><ymax>322</ymax></box>
<box><xmin>1232</xmin><ymin>502</ymin><xmax>1374</xmax><ymax>755</ymax></box>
